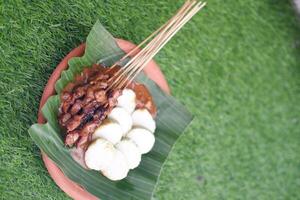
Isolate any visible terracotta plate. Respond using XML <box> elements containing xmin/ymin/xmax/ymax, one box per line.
<box><xmin>37</xmin><ymin>39</ymin><xmax>170</xmax><ymax>200</ymax></box>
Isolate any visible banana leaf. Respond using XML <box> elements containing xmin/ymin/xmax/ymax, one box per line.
<box><xmin>28</xmin><ymin>20</ymin><xmax>193</xmax><ymax>200</ymax></box>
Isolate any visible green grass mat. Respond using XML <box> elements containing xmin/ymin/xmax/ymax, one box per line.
<box><xmin>1</xmin><ymin>0</ymin><xmax>300</xmax><ymax>199</ymax></box>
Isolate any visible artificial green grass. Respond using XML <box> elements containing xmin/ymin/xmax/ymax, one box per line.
<box><xmin>0</xmin><ymin>0</ymin><xmax>299</xmax><ymax>199</ymax></box>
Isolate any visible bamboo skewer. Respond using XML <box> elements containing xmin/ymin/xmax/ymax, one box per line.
<box><xmin>118</xmin><ymin>1</ymin><xmax>198</xmax><ymax>86</ymax></box>
<box><xmin>123</xmin><ymin>1</ymin><xmax>206</xmax><ymax>87</ymax></box>
<box><xmin>125</xmin><ymin>2</ymin><xmax>206</xmax><ymax>86</ymax></box>
<box><xmin>109</xmin><ymin>1</ymin><xmax>199</xmax><ymax>88</ymax></box>
<box><xmin>108</xmin><ymin>0</ymin><xmax>191</xmax><ymax>75</ymax></box>
<box><xmin>108</xmin><ymin>0</ymin><xmax>193</xmax><ymax>89</ymax></box>
<box><xmin>108</xmin><ymin>0</ymin><xmax>206</xmax><ymax>90</ymax></box>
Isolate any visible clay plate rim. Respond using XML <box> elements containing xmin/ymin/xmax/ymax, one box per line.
<box><xmin>37</xmin><ymin>39</ymin><xmax>170</xmax><ymax>200</ymax></box>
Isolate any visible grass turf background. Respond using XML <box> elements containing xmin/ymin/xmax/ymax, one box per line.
<box><xmin>1</xmin><ymin>0</ymin><xmax>300</xmax><ymax>199</ymax></box>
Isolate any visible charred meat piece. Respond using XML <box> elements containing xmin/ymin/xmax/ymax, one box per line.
<box><xmin>66</xmin><ymin>114</ymin><xmax>85</xmax><ymax>132</ymax></box>
<box><xmin>65</xmin><ymin>130</ymin><xmax>80</xmax><ymax>147</ymax></box>
<box><xmin>80</xmin><ymin>120</ymin><xmax>99</xmax><ymax>136</ymax></box>
<box><xmin>95</xmin><ymin>81</ymin><xmax>108</xmax><ymax>89</ymax></box>
<box><xmin>61</xmin><ymin>101</ymin><xmax>72</xmax><ymax>113</ymax></box>
<box><xmin>74</xmin><ymin>86</ymin><xmax>87</xmax><ymax>99</ymax></box>
<box><xmin>90</xmin><ymin>74</ymin><xmax>109</xmax><ymax>84</ymax></box>
<box><xmin>93</xmin><ymin>107</ymin><xmax>106</xmax><ymax>121</ymax></box>
<box><xmin>94</xmin><ymin>89</ymin><xmax>107</xmax><ymax>104</ymax></box>
<box><xmin>70</xmin><ymin>100</ymin><xmax>83</xmax><ymax>115</ymax></box>
<box><xmin>108</xmin><ymin>89</ymin><xmax>121</xmax><ymax>108</ymax></box>
<box><xmin>61</xmin><ymin>92</ymin><xmax>72</xmax><ymax>101</ymax></box>
<box><xmin>59</xmin><ymin>113</ymin><xmax>72</xmax><ymax>126</ymax></box>
<box><xmin>83</xmin><ymin>101</ymin><xmax>100</xmax><ymax>114</ymax></box>
<box><xmin>86</xmin><ymin>86</ymin><xmax>95</xmax><ymax>98</ymax></box>
<box><xmin>80</xmin><ymin>112</ymin><xmax>94</xmax><ymax>127</ymax></box>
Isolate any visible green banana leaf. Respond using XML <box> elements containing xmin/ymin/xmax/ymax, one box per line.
<box><xmin>28</xmin><ymin>20</ymin><xmax>193</xmax><ymax>200</ymax></box>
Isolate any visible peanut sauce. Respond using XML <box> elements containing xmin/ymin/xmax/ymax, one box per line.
<box><xmin>129</xmin><ymin>83</ymin><xmax>156</xmax><ymax>117</ymax></box>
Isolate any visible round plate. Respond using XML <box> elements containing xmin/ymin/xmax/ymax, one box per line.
<box><xmin>37</xmin><ymin>39</ymin><xmax>170</xmax><ymax>200</ymax></box>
